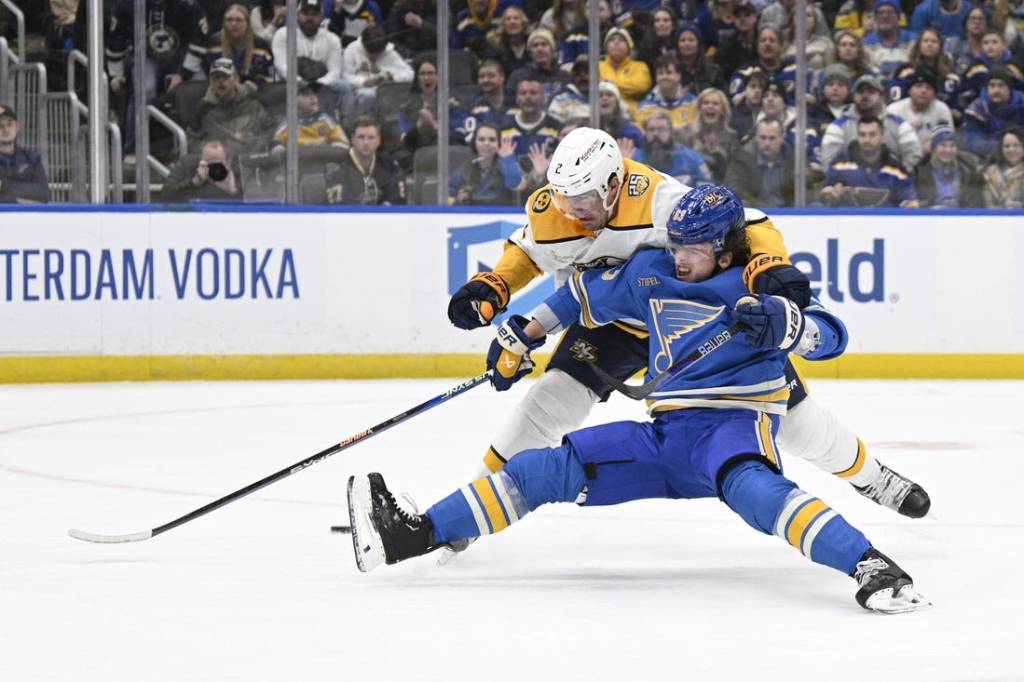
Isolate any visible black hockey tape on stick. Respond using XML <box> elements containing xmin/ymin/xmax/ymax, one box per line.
<box><xmin>68</xmin><ymin>371</ymin><xmax>493</xmax><ymax>544</ymax></box>
<box><xmin>330</xmin><ymin>525</ymin><xmax>351</xmax><ymax>534</ymax></box>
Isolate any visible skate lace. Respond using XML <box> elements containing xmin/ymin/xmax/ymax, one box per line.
<box><xmin>854</xmin><ymin>557</ymin><xmax>889</xmax><ymax>586</ymax></box>
<box><xmin>384</xmin><ymin>489</ymin><xmax>420</xmax><ymax>524</ymax></box>
<box><xmin>858</xmin><ymin>466</ymin><xmax>912</xmax><ymax>510</ymax></box>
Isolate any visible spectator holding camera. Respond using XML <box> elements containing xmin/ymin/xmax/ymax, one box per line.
<box><xmin>159</xmin><ymin>139</ymin><xmax>240</xmax><ymax>203</ymax></box>
<box><xmin>449</xmin><ymin>122</ymin><xmax>522</xmax><ymax>205</ymax></box>
<box><xmin>982</xmin><ymin>128</ymin><xmax>1024</xmax><ymax>208</ymax></box>
<box><xmin>0</xmin><ymin>104</ymin><xmax>49</xmax><ymax>204</ymax></box>
<box><xmin>188</xmin><ymin>58</ymin><xmax>276</xmax><ymax>156</ymax></box>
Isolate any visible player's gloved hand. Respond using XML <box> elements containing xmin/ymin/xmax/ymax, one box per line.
<box><xmin>486</xmin><ymin>315</ymin><xmax>545</xmax><ymax>391</ymax></box>
<box><xmin>447</xmin><ymin>272</ymin><xmax>510</xmax><ymax>330</ymax></box>
<box><xmin>732</xmin><ymin>294</ymin><xmax>805</xmax><ymax>352</ymax></box>
<box><xmin>752</xmin><ymin>264</ymin><xmax>812</xmax><ymax>308</ymax></box>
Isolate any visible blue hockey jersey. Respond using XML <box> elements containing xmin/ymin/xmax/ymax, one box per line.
<box><xmin>537</xmin><ymin>248</ymin><xmax>846</xmax><ymax>416</ymax></box>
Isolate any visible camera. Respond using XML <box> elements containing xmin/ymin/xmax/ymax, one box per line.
<box><xmin>207</xmin><ymin>161</ymin><xmax>228</xmax><ymax>182</ymax></box>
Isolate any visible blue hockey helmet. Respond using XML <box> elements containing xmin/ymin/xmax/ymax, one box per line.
<box><xmin>666</xmin><ymin>185</ymin><xmax>745</xmax><ymax>254</ymax></box>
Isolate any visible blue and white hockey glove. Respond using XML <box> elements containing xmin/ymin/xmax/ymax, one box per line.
<box><xmin>752</xmin><ymin>264</ymin><xmax>812</xmax><ymax>308</ymax></box>
<box><xmin>486</xmin><ymin>315</ymin><xmax>545</xmax><ymax>391</ymax></box>
<box><xmin>733</xmin><ymin>295</ymin><xmax>805</xmax><ymax>352</ymax></box>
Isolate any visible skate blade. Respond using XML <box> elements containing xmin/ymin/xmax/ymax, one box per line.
<box><xmin>865</xmin><ymin>585</ymin><xmax>932</xmax><ymax>614</ymax></box>
<box><xmin>347</xmin><ymin>475</ymin><xmax>385</xmax><ymax>573</ymax></box>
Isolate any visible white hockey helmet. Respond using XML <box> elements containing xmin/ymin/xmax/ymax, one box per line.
<box><xmin>547</xmin><ymin>127</ymin><xmax>625</xmax><ymax>214</ymax></box>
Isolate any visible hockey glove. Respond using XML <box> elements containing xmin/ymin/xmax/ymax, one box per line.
<box><xmin>733</xmin><ymin>295</ymin><xmax>805</xmax><ymax>352</ymax></box>
<box><xmin>486</xmin><ymin>315</ymin><xmax>545</xmax><ymax>391</ymax></box>
<box><xmin>752</xmin><ymin>264</ymin><xmax>812</xmax><ymax>309</ymax></box>
<box><xmin>447</xmin><ymin>272</ymin><xmax>511</xmax><ymax>330</ymax></box>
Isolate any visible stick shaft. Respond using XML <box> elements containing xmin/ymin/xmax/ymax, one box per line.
<box><xmin>71</xmin><ymin>372</ymin><xmax>491</xmax><ymax>543</ymax></box>
<box><xmin>150</xmin><ymin>371</ymin><xmax>491</xmax><ymax>537</ymax></box>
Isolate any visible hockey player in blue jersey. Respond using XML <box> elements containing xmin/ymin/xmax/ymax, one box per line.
<box><xmin>346</xmin><ymin>185</ymin><xmax>927</xmax><ymax>614</ymax></box>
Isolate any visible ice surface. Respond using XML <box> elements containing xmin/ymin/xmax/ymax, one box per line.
<box><xmin>1</xmin><ymin>378</ymin><xmax>1021</xmax><ymax>681</ymax></box>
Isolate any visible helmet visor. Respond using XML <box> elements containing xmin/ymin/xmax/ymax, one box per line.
<box><xmin>551</xmin><ymin>189</ymin><xmax>604</xmax><ymax>222</ymax></box>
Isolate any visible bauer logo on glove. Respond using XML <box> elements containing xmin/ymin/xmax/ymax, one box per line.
<box><xmin>486</xmin><ymin>315</ymin><xmax>545</xmax><ymax>391</ymax></box>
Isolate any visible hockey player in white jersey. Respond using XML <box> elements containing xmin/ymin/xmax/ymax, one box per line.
<box><xmin>446</xmin><ymin>127</ymin><xmax>930</xmax><ymax>527</ymax></box>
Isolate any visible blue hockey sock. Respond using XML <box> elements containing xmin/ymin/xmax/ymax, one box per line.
<box><xmin>721</xmin><ymin>459</ymin><xmax>871</xmax><ymax>575</ymax></box>
<box><xmin>426</xmin><ymin>445</ymin><xmax>586</xmax><ymax>544</ymax></box>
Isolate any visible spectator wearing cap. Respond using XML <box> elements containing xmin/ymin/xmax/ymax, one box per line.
<box><xmin>729</xmin><ymin>68</ymin><xmax>769</xmax><ymax>141</ymax></box>
<box><xmin>674</xmin><ymin>23</ymin><xmax>723</xmax><ymax>96</ymax></box>
<box><xmin>342</xmin><ymin>24</ymin><xmax>415</xmax><ymax>116</ymax></box>
<box><xmin>327</xmin><ymin>0</ymin><xmax>385</xmax><ymax>48</ymax></box>
<box><xmin>637</xmin><ymin>55</ymin><xmax>700</xmax><ymax>131</ymax></box>
<box><xmin>188</xmin><ymin>59</ymin><xmax>277</xmax><ymax>156</ymax></box>
<box><xmin>963</xmin><ymin>67</ymin><xmax>1024</xmax><ymax>159</ymax></box>
<box><xmin>910</xmin><ymin>0</ymin><xmax>975</xmax><ymax>40</ymax></box>
<box><xmin>204</xmin><ymin>4</ymin><xmax>275</xmax><ymax>93</ymax></box>
<box><xmin>725</xmin><ymin>117</ymin><xmax>802</xmax><ymax>207</ymax></box>
<box><xmin>886</xmin><ymin>68</ymin><xmax>953</xmax><ymax>155</ymax></box>
<box><xmin>963</xmin><ymin>30</ymin><xmax>1024</xmax><ymax>99</ymax></box>
<box><xmin>713</xmin><ymin>0</ymin><xmax>759</xmax><ymax>82</ymax></box>
<box><xmin>820</xmin><ymin>116</ymin><xmax>919</xmax><ymax>207</ymax></box>
<box><xmin>915</xmin><ymin>127</ymin><xmax>983</xmax><ymax>207</ymax></box>
<box><xmin>272</xmin><ymin>0</ymin><xmax>344</xmax><ymax>89</ymax></box>
<box><xmin>982</xmin><ymin>127</ymin><xmax>1024</xmax><ymax>208</ymax></box>
<box><xmin>507</xmin><ymin>28</ymin><xmax>572</xmax><ymax>104</ymax></box>
<box><xmin>819</xmin><ymin>73</ymin><xmax>922</xmax><ymax>171</ymax></box>
<box><xmin>325</xmin><ymin>117</ymin><xmax>406</xmax><ymax>205</ymax></box>
<box><xmin>451</xmin><ymin>0</ymin><xmax>503</xmax><ymax>55</ymax></box>
<box><xmin>809</xmin><ymin>64</ymin><xmax>851</xmax><ymax>137</ymax></box>
<box><xmin>887</xmin><ymin>28</ymin><xmax>964</xmax><ymax>121</ymax></box>
<box><xmin>0</xmin><ymin>105</ymin><xmax>49</xmax><ymax>204</ymax></box>
<box><xmin>600</xmin><ymin>27</ymin><xmax>654</xmax><ymax>113</ymax></box>
<box><xmin>384</xmin><ymin>0</ymin><xmax>438</xmax><ymax>58</ymax></box>
<box><xmin>271</xmin><ymin>84</ymin><xmax>349</xmax><ymax>157</ymax></box>
<box><xmin>862</xmin><ymin>0</ymin><xmax>918</xmax><ymax>77</ymax></box>
<box><xmin>632</xmin><ymin>110</ymin><xmax>711</xmax><ymax>185</ymax></box>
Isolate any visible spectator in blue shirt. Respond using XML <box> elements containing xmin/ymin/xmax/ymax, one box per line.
<box><xmin>963</xmin><ymin>66</ymin><xmax>1024</xmax><ymax>159</ymax></box>
<box><xmin>910</xmin><ymin>0</ymin><xmax>976</xmax><ymax>40</ymax></box>
<box><xmin>450</xmin><ymin>122</ymin><xmax>522</xmax><ymax>205</ymax></box>
<box><xmin>631</xmin><ymin>110</ymin><xmax>711</xmax><ymax>185</ymax></box>
<box><xmin>0</xmin><ymin>104</ymin><xmax>49</xmax><ymax>204</ymax></box>
<box><xmin>820</xmin><ymin>116</ymin><xmax>919</xmax><ymax>207</ymax></box>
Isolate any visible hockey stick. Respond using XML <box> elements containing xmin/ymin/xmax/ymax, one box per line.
<box><xmin>586</xmin><ymin>322</ymin><xmax>745</xmax><ymax>400</ymax></box>
<box><xmin>68</xmin><ymin>371</ymin><xmax>493</xmax><ymax>544</ymax></box>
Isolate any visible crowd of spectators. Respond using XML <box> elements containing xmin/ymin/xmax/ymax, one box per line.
<box><xmin>3</xmin><ymin>0</ymin><xmax>1024</xmax><ymax>207</ymax></box>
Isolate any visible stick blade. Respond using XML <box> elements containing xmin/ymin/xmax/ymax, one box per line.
<box><xmin>68</xmin><ymin>528</ymin><xmax>153</xmax><ymax>544</ymax></box>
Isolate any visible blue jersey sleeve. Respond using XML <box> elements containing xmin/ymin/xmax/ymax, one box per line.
<box><xmin>801</xmin><ymin>303</ymin><xmax>848</xmax><ymax>361</ymax></box>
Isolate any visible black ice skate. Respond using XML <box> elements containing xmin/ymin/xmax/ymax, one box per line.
<box><xmin>346</xmin><ymin>473</ymin><xmax>440</xmax><ymax>572</ymax></box>
<box><xmin>854</xmin><ymin>464</ymin><xmax>931</xmax><ymax>518</ymax></box>
<box><xmin>853</xmin><ymin>548</ymin><xmax>929</xmax><ymax>614</ymax></box>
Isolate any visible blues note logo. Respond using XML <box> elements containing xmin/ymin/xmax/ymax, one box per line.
<box><xmin>649</xmin><ymin>299</ymin><xmax>724</xmax><ymax>372</ymax></box>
